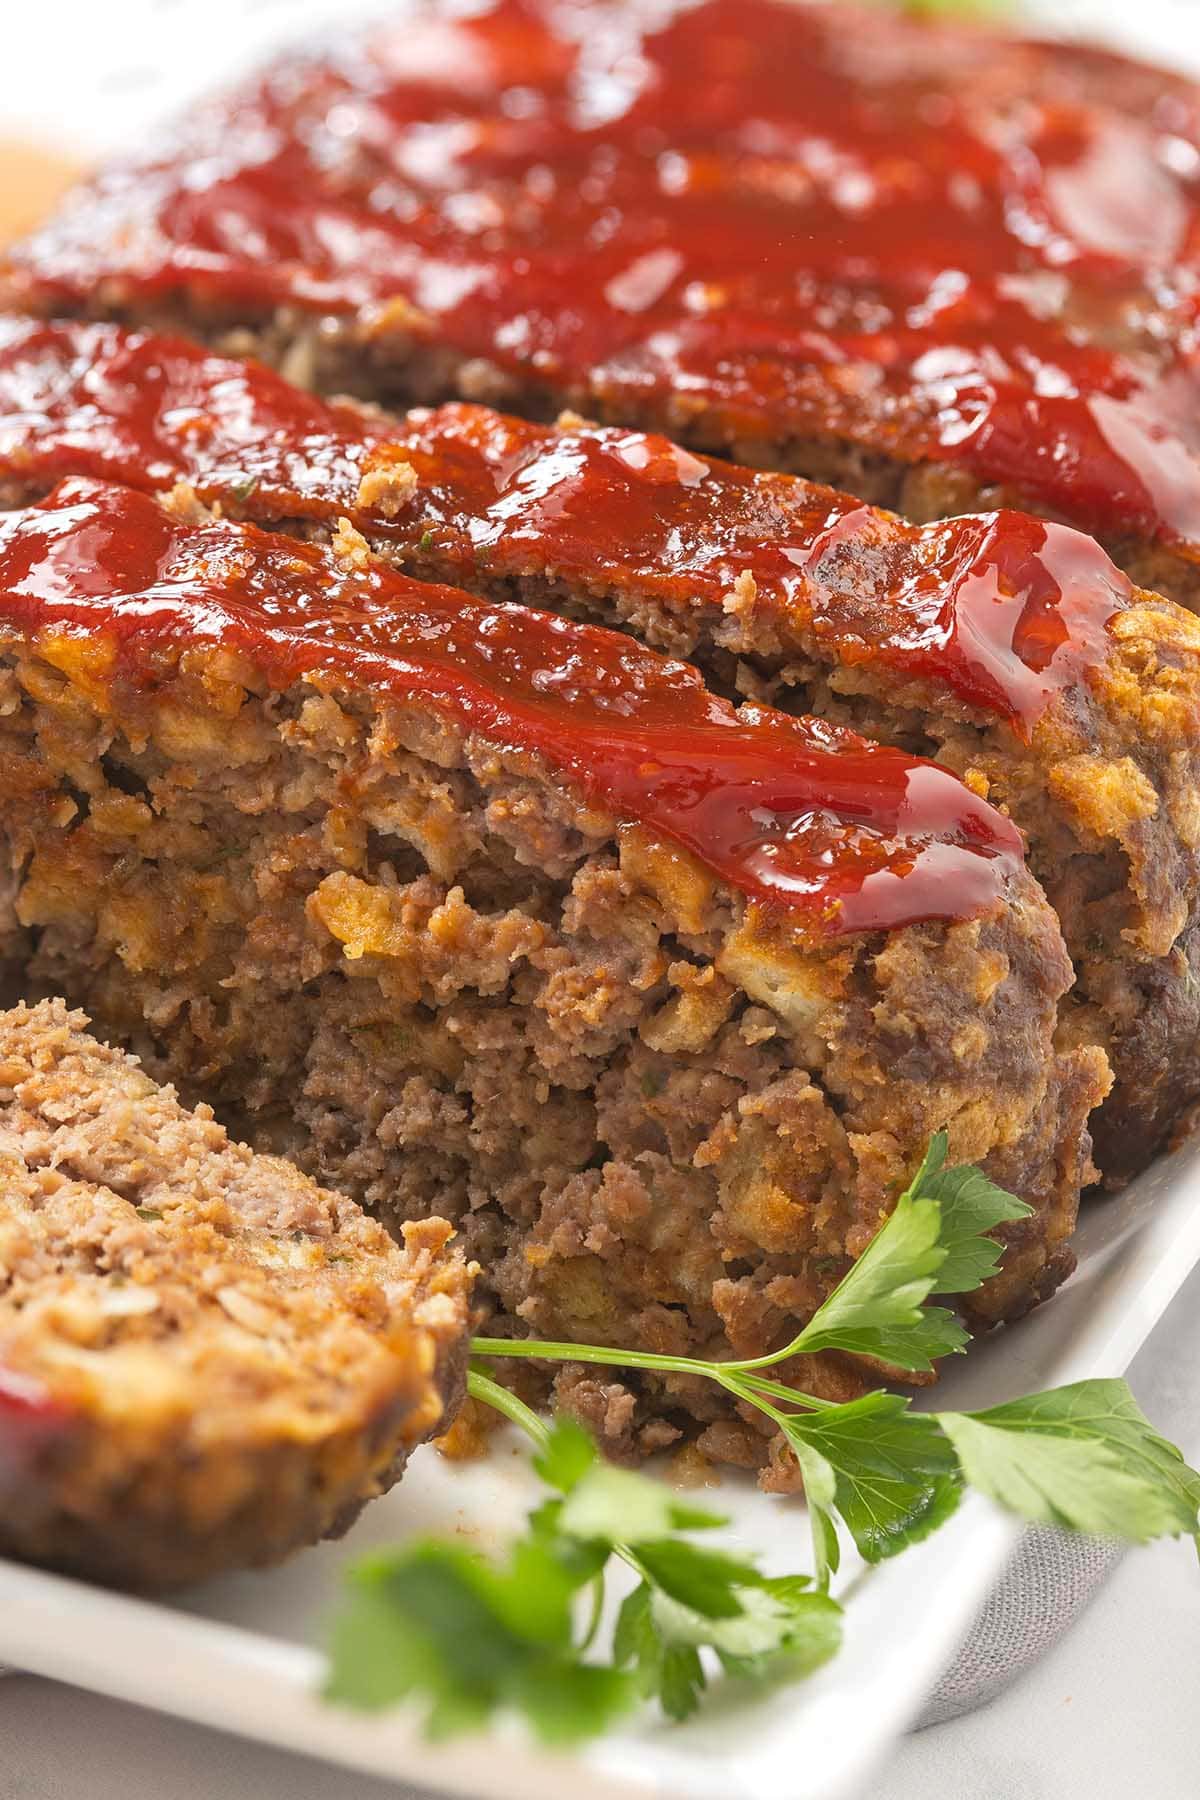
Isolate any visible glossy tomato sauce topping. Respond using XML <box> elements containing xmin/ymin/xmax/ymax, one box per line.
<box><xmin>0</xmin><ymin>478</ymin><xmax>1024</xmax><ymax>935</ymax></box>
<box><xmin>0</xmin><ymin>1367</ymin><xmax>72</xmax><ymax>1489</ymax></box>
<box><xmin>0</xmin><ymin>319</ymin><xmax>1130</xmax><ymax>734</ymax></box>
<box><xmin>7</xmin><ymin>0</ymin><xmax>1200</xmax><ymax>554</ymax></box>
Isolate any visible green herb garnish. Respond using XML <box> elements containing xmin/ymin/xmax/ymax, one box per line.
<box><xmin>327</xmin><ymin>1391</ymin><xmax>841</xmax><ymax>1739</ymax></box>
<box><xmin>867</xmin><ymin>0</ymin><xmax>1011</xmax><ymax>16</ymax></box>
<box><xmin>326</xmin><ymin>1134</ymin><xmax>1200</xmax><ymax>1739</ymax></box>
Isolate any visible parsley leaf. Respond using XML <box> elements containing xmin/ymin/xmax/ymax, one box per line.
<box><xmin>656</xmin><ymin>1578</ymin><xmax>841</xmax><ymax>1671</ymax></box>
<box><xmin>775</xmin><ymin>1182</ymin><xmax>965</xmax><ymax>1371</ymax></box>
<box><xmin>325</xmin><ymin>1536</ymin><xmax>629</xmax><ymax>1743</ymax></box>
<box><xmin>780</xmin><ymin>1429</ymin><xmax>842</xmax><ymax>1585</ymax></box>
<box><xmin>913</xmin><ymin>1137</ymin><xmax>1034</xmax><ymax>1295</ymax></box>
<box><xmin>614</xmin><ymin>1574</ymin><xmax>842</xmax><ymax>1720</ymax></box>
<box><xmin>558</xmin><ymin>1463</ymin><xmax>726</xmax><ymax>1544</ymax></box>
<box><xmin>633</xmin><ymin>1540</ymin><xmax>766</xmax><ymax>1618</ymax></box>
<box><xmin>874</xmin><ymin>0</ymin><xmax>1009</xmax><ymax>18</ymax></box>
<box><xmin>938</xmin><ymin>1380</ymin><xmax>1200</xmax><ymax>1543</ymax></box>
<box><xmin>474</xmin><ymin>1136</ymin><xmax>1031</xmax><ymax>1381</ymax></box>
<box><xmin>780</xmin><ymin>1392</ymin><xmax>962</xmax><ymax>1564</ymax></box>
<box><xmin>750</xmin><ymin>1132</ymin><xmax>1029</xmax><ymax>1371</ymax></box>
<box><xmin>328</xmin><ymin>1418</ymin><xmax>846</xmax><ymax>1736</ymax></box>
<box><xmin>532</xmin><ymin>1412</ymin><xmax>596</xmax><ymax>1492</ymax></box>
<box><xmin>614</xmin><ymin>1582</ymin><xmax>705</xmax><ymax>1720</ymax></box>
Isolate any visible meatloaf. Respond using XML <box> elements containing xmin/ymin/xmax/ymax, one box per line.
<box><xmin>5</xmin><ymin>0</ymin><xmax>1199</xmax><ymax>605</ymax></box>
<box><xmin>0</xmin><ymin>477</ymin><xmax>1108</xmax><ymax>1451</ymax></box>
<box><xmin>0</xmin><ymin>318</ymin><xmax>1191</xmax><ymax>1177</ymax></box>
<box><xmin>0</xmin><ymin>997</ymin><xmax>471</xmax><ymax>1589</ymax></box>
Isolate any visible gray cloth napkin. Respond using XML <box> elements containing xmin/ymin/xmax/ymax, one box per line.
<box><xmin>915</xmin><ymin>1526</ymin><xmax>1124</xmax><ymax>1728</ymax></box>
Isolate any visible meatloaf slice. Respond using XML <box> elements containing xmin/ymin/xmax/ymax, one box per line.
<box><xmin>0</xmin><ymin>319</ymin><xmax>1188</xmax><ymax>1177</ymax></box>
<box><xmin>5</xmin><ymin>0</ymin><xmax>1198</xmax><ymax>604</ymax></box>
<box><xmin>0</xmin><ymin>478</ymin><xmax>1108</xmax><ymax>1450</ymax></box>
<box><xmin>0</xmin><ymin>997</ymin><xmax>472</xmax><ymax>1590</ymax></box>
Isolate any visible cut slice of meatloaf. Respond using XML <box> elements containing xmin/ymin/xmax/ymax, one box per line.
<box><xmin>0</xmin><ymin>319</ymin><xmax>1189</xmax><ymax>1178</ymax></box>
<box><xmin>5</xmin><ymin>0</ymin><xmax>1198</xmax><ymax>604</ymax></box>
<box><xmin>0</xmin><ymin>997</ymin><xmax>472</xmax><ymax>1590</ymax></box>
<box><xmin>0</xmin><ymin>478</ymin><xmax>1109</xmax><ymax>1450</ymax></box>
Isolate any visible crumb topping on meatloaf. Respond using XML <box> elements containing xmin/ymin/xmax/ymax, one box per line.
<box><xmin>6</xmin><ymin>0</ymin><xmax>1198</xmax><ymax>600</ymax></box>
<box><xmin>0</xmin><ymin>483</ymin><xmax>1109</xmax><ymax>1459</ymax></box>
<box><xmin>0</xmin><ymin>998</ymin><xmax>472</xmax><ymax>1587</ymax></box>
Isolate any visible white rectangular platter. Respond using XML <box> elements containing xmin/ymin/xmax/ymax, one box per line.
<box><xmin>4</xmin><ymin>1134</ymin><xmax>1200</xmax><ymax>1800</ymax></box>
<box><xmin>2</xmin><ymin>4</ymin><xmax>1200</xmax><ymax>1798</ymax></box>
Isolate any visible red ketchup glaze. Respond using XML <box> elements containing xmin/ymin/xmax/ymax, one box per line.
<box><xmin>363</xmin><ymin>406</ymin><xmax>1131</xmax><ymax>734</ymax></box>
<box><xmin>0</xmin><ymin>317</ymin><xmax>369</xmax><ymax>521</ymax></box>
<box><xmin>0</xmin><ymin>478</ymin><xmax>1024</xmax><ymax>937</ymax></box>
<box><xmin>7</xmin><ymin>0</ymin><xmax>1200</xmax><ymax>554</ymax></box>
<box><xmin>0</xmin><ymin>319</ymin><xmax>1130</xmax><ymax>735</ymax></box>
<box><xmin>0</xmin><ymin>1367</ymin><xmax>71</xmax><ymax>1488</ymax></box>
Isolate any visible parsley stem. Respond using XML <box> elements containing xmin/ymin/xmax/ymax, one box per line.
<box><xmin>578</xmin><ymin>1572</ymin><xmax>607</xmax><ymax>1653</ymax></box>
<box><xmin>728</xmin><ymin>1384</ymin><xmax>835</xmax><ymax>1586</ymax></box>
<box><xmin>471</xmin><ymin>1333</ymin><xmax>838</xmax><ymax>1387</ymax></box>
<box><xmin>466</xmin><ymin>1366</ymin><xmax>552</xmax><ymax>1449</ymax></box>
<box><xmin>470</xmin><ymin>1334</ymin><xmax>724</xmax><ymax>1380</ymax></box>
<box><xmin>469</xmin><ymin>1336</ymin><xmax>838</xmax><ymax>1421</ymax></box>
<box><xmin>468</xmin><ymin>1363</ymin><xmax>649</xmax><ymax>1616</ymax></box>
<box><xmin>717</xmin><ymin>1332</ymin><xmax>821</xmax><ymax>1374</ymax></box>
<box><xmin>734</xmin><ymin>1374</ymin><xmax>839</xmax><ymax>1412</ymax></box>
<box><xmin>469</xmin><ymin>1348</ymin><xmax>838</xmax><ymax>1584</ymax></box>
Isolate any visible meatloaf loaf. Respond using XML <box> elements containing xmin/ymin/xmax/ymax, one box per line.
<box><xmin>5</xmin><ymin>0</ymin><xmax>1198</xmax><ymax>605</ymax></box>
<box><xmin>0</xmin><ymin>319</ymin><xmax>1191</xmax><ymax>1177</ymax></box>
<box><xmin>0</xmin><ymin>997</ymin><xmax>471</xmax><ymax>1589</ymax></box>
<box><xmin>0</xmin><ymin>477</ymin><xmax>1108</xmax><ymax>1450</ymax></box>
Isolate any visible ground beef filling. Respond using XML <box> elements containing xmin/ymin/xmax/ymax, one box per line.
<box><xmin>0</xmin><ymin>637</ymin><xmax>1109</xmax><ymax>1457</ymax></box>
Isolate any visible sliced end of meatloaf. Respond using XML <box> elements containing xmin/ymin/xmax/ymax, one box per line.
<box><xmin>0</xmin><ymin>320</ymin><xmax>1184</xmax><ymax>1178</ymax></box>
<box><xmin>5</xmin><ymin>2</ymin><xmax>1198</xmax><ymax>603</ymax></box>
<box><xmin>0</xmin><ymin>997</ymin><xmax>473</xmax><ymax>1589</ymax></box>
<box><xmin>0</xmin><ymin>478</ymin><xmax>1109</xmax><ymax>1454</ymax></box>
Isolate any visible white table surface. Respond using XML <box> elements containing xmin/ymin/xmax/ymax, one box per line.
<box><xmin>3</xmin><ymin>1259</ymin><xmax>1197</xmax><ymax>1800</ymax></box>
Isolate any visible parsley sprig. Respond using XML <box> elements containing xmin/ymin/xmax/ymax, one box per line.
<box><xmin>470</xmin><ymin>1135</ymin><xmax>1045</xmax><ymax>1582</ymax></box>
<box><xmin>327</xmin><ymin>1395</ymin><xmax>843</xmax><ymax>1737</ymax></box>
<box><xmin>326</xmin><ymin>1134</ymin><xmax>1200</xmax><ymax>1741</ymax></box>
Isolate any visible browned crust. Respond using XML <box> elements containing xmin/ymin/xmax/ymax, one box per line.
<box><xmin>0</xmin><ymin>997</ymin><xmax>473</xmax><ymax>1588</ymax></box>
